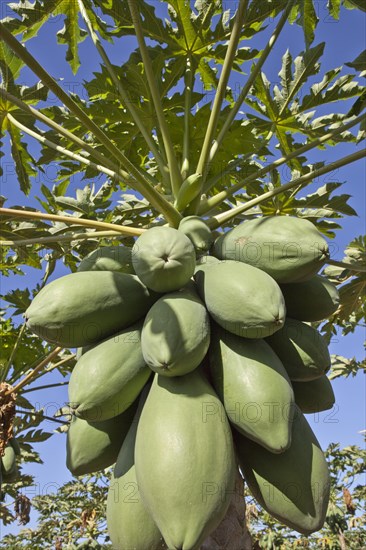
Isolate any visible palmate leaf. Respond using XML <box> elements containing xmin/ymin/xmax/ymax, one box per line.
<box><xmin>4</xmin><ymin>0</ymin><xmax>106</xmax><ymax>74</ymax></box>
<box><xmin>346</xmin><ymin>50</ymin><xmax>366</xmax><ymax>74</ymax></box>
<box><xmin>7</xmin><ymin>125</ymin><xmax>37</xmax><ymax>195</ymax></box>
<box><xmin>323</xmin><ymin>236</ymin><xmax>366</xmax><ymax>333</ymax></box>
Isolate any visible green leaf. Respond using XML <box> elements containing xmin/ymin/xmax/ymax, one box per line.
<box><xmin>7</xmin><ymin>125</ymin><xmax>37</xmax><ymax>195</ymax></box>
<box><xmin>346</xmin><ymin>49</ymin><xmax>366</xmax><ymax>75</ymax></box>
<box><xmin>293</xmin><ymin>0</ymin><xmax>319</xmax><ymax>48</ymax></box>
<box><xmin>343</xmin><ymin>0</ymin><xmax>366</xmax><ymax>12</ymax></box>
<box><xmin>56</xmin><ymin>1</ymin><xmax>88</xmax><ymax>75</ymax></box>
<box><xmin>327</xmin><ymin>0</ymin><xmax>341</xmax><ymax>19</ymax></box>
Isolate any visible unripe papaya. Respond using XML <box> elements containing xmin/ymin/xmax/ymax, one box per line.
<box><xmin>107</xmin><ymin>388</ymin><xmax>165</xmax><ymax>550</ymax></box>
<box><xmin>209</xmin><ymin>324</ymin><xmax>294</xmax><ymax>453</ymax></box>
<box><xmin>132</xmin><ymin>226</ymin><xmax>196</xmax><ymax>292</ymax></box>
<box><xmin>195</xmin><ymin>260</ymin><xmax>286</xmax><ymax>338</ymax></box>
<box><xmin>178</xmin><ymin>216</ymin><xmax>213</xmax><ymax>255</ymax></box>
<box><xmin>213</xmin><ymin>216</ymin><xmax>329</xmax><ymax>283</ymax></box>
<box><xmin>292</xmin><ymin>376</ymin><xmax>335</xmax><ymax>413</ymax></box>
<box><xmin>68</xmin><ymin>321</ymin><xmax>151</xmax><ymax>421</ymax></box>
<box><xmin>77</xmin><ymin>245</ymin><xmax>134</xmax><ymax>274</ymax></box>
<box><xmin>135</xmin><ymin>370</ymin><xmax>236</xmax><ymax>550</ymax></box>
<box><xmin>25</xmin><ymin>271</ymin><xmax>157</xmax><ymax>348</ymax></box>
<box><xmin>66</xmin><ymin>404</ymin><xmax>136</xmax><ymax>476</ymax></box>
<box><xmin>280</xmin><ymin>275</ymin><xmax>339</xmax><ymax>321</ymax></box>
<box><xmin>141</xmin><ymin>286</ymin><xmax>210</xmax><ymax>377</ymax></box>
<box><xmin>1</xmin><ymin>444</ymin><xmax>16</xmax><ymax>475</ymax></box>
<box><xmin>9</xmin><ymin>437</ymin><xmax>21</xmax><ymax>455</ymax></box>
<box><xmin>235</xmin><ymin>406</ymin><xmax>330</xmax><ymax>535</ymax></box>
<box><xmin>266</xmin><ymin>318</ymin><xmax>331</xmax><ymax>381</ymax></box>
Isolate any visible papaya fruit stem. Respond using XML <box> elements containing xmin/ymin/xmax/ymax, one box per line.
<box><xmin>200</xmin><ymin>113</ymin><xmax>366</xmax><ymax>209</ymax></box>
<box><xmin>0</xmin><ymin>231</ymin><xmax>127</xmax><ymax>248</ymax></box>
<box><xmin>206</xmin><ymin>1</ymin><xmax>295</xmax><ymax>170</ymax></box>
<box><xmin>127</xmin><ymin>0</ymin><xmax>183</xmax><ymax>198</ymax></box>
<box><xmin>22</xmin><ymin>381</ymin><xmax>69</xmax><ymax>394</ymax></box>
<box><xmin>77</xmin><ymin>0</ymin><xmax>170</xmax><ymax>189</ymax></box>
<box><xmin>207</xmin><ymin>148</ymin><xmax>366</xmax><ymax>229</ymax></box>
<box><xmin>15</xmin><ymin>409</ymin><xmax>68</xmax><ymax>425</ymax></box>
<box><xmin>0</xmin><ymin>208</ymin><xmax>145</xmax><ymax>237</ymax></box>
<box><xmin>8</xmin><ymin>347</ymin><xmax>62</xmax><ymax>396</ymax></box>
<box><xmin>196</xmin><ymin>0</ymin><xmax>249</xmax><ymax>184</ymax></box>
<box><xmin>326</xmin><ymin>259</ymin><xmax>366</xmax><ymax>273</ymax></box>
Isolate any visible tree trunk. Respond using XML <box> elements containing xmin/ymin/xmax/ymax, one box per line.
<box><xmin>201</xmin><ymin>469</ymin><xmax>252</xmax><ymax>550</ymax></box>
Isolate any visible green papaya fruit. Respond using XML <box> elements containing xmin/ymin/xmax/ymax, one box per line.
<box><xmin>235</xmin><ymin>406</ymin><xmax>330</xmax><ymax>535</ymax></box>
<box><xmin>292</xmin><ymin>376</ymin><xmax>335</xmax><ymax>413</ymax></box>
<box><xmin>66</xmin><ymin>404</ymin><xmax>136</xmax><ymax>476</ymax></box>
<box><xmin>107</xmin><ymin>388</ymin><xmax>165</xmax><ymax>550</ymax></box>
<box><xmin>68</xmin><ymin>321</ymin><xmax>151</xmax><ymax>421</ymax></box>
<box><xmin>77</xmin><ymin>245</ymin><xmax>134</xmax><ymax>274</ymax></box>
<box><xmin>213</xmin><ymin>216</ymin><xmax>329</xmax><ymax>283</ymax></box>
<box><xmin>194</xmin><ymin>260</ymin><xmax>286</xmax><ymax>338</ymax></box>
<box><xmin>266</xmin><ymin>318</ymin><xmax>331</xmax><ymax>381</ymax></box>
<box><xmin>132</xmin><ymin>226</ymin><xmax>196</xmax><ymax>293</ymax></box>
<box><xmin>135</xmin><ymin>370</ymin><xmax>236</xmax><ymax>550</ymax></box>
<box><xmin>25</xmin><ymin>271</ymin><xmax>157</xmax><ymax>348</ymax></box>
<box><xmin>209</xmin><ymin>325</ymin><xmax>294</xmax><ymax>453</ymax></box>
<box><xmin>280</xmin><ymin>275</ymin><xmax>339</xmax><ymax>321</ymax></box>
<box><xmin>178</xmin><ymin>216</ymin><xmax>213</xmax><ymax>255</ymax></box>
<box><xmin>9</xmin><ymin>437</ymin><xmax>21</xmax><ymax>455</ymax></box>
<box><xmin>1</xmin><ymin>445</ymin><xmax>16</xmax><ymax>475</ymax></box>
<box><xmin>141</xmin><ymin>286</ymin><xmax>210</xmax><ymax>377</ymax></box>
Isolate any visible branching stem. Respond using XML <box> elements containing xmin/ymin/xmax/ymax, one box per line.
<box><xmin>207</xmin><ymin>148</ymin><xmax>366</xmax><ymax>229</ymax></box>
<box><xmin>327</xmin><ymin>259</ymin><xmax>366</xmax><ymax>273</ymax></box>
<box><xmin>182</xmin><ymin>55</ymin><xmax>194</xmax><ymax>180</ymax></box>
<box><xmin>8</xmin><ymin>347</ymin><xmax>62</xmax><ymax>395</ymax></box>
<box><xmin>196</xmin><ymin>0</ymin><xmax>249</xmax><ymax>182</ymax></box>
<box><xmin>15</xmin><ymin>409</ymin><xmax>68</xmax><ymax>425</ymax></box>
<box><xmin>0</xmin><ymin>207</ymin><xmax>145</xmax><ymax>236</ymax></box>
<box><xmin>22</xmin><ymin>382</ymin><xmax>69</xmax><ymax>394</ymax></box>
<box><xmin>127</xmin><ymin>0</ymin><xmax>182</xmax><ymax>197</ymax></box>
<box><xmin>0</xmin><ymin>230</ymin><xmax>126</xmax><ymax>247</ymax></box>
<box><xmin>201</xmin><ymin>113</ymin><xmax>366</xmax><ymax>213</ymax></box>
<box><xmin>208</xmin><ymin>1</ymin><xmax>295</xmax><ymax>167</ymax></box>
<box><xmin>77</xmin><ymin>0</ymin><xmax>169</xmax><ymax>187</ymax></box>
<box><xmin>0</xmin><ymin>24</ymin><xmax>181</xmax><ymax>225</ymax></box>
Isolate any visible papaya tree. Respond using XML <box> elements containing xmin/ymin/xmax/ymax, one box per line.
<box><xmin>0</xmin><ymin>0</ymin><xmax>365</xmax><ymax>548</ymax></box>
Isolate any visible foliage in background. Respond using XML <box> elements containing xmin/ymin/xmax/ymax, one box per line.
<box><xmin>0</xmin><ymin>443</ymin><xmax>364</xmax><ymax>549</ymax></box>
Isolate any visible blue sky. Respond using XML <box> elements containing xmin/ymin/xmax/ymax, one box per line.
<box><xmin>0</xmin><ymin>1</ymin><xmax>365</xmax><ymax>539</ymax></box>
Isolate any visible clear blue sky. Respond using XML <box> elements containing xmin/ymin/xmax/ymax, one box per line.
<box><xmin>0</xmin><ymin>1</ymin><xmax>365</xmax><ymax>539</ymax></box>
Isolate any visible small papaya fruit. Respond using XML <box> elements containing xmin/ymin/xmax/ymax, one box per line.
<box><xmin>292</xmin><ymin>376</ymin><xmax>335</xmax><ymax>413</ymax></box>
<box><xmin>141</xmin><ymin>286</ymin><xmax>210</xmax><ymax>377</ymax></box>
<box><xmin>195</xmin><ymin>260</ymin><xmax>286</xmax><ymax>338</ymax></box>
<box><xmin>77</xmin><ymin>245</ymin><xmax>134</xmax><ymax>274</ymax></box>
<box><xmin>132</xmin><ymin>226</ymin><xmax>196</xmax><ymax>292</ymax></box>
<box><xmin>107</xmin><ymin>388</ymin><xmax>165</xmax><ymax>550</ymax></box>
<box><xmin>213</xmin><ymin>216</ymin><xmax>329</xmax><ymax>283</ymax></box>
<box><xmin>280</xmin><ymin>275</ymin><xmax>339</xmax><ymax>321</ymax></box>
<box><xmin>1</xmin><ymin>444</ymin><xmax>16</xmax><ymax>476</ymax></box>
<box><xmin>25</xmin><ymin>271</ymin><xmax>157</xmax><ymax>348</ymax></box>
<box><xmin>68</xmin><ymin>321</ymin><xmax>151</xmax><ymax>421</ymax></box>
<box><xmin>178</xmin><ymin>216</ymin><xmax>213</xmax><ymax>255</ymax></box>
<box><xmin>66</xmin><ymin>404</ymin><xmax>136</xmax><ymax>476</ymax></box>
<box><xmin>235</xmin><ymin>406</ymin><xmax>330</xmax><ymax>535</ymax></box>
<box><xmin>135</xmin><ymin>370</ymin><xmax>236</xmax><ymax>550</ymax></box>
<box><xmin>209</xmin><ymin>324</ymin><xmax>294</xmax><ymax>453</ymax></box>
<box><xmin>266</xmin><ymin>318</ymin><xmax>331</xmax><ymax>381</ymax></box>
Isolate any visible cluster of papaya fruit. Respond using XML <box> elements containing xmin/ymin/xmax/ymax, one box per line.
<box><xmin>24</xmin><ymin>215</ymin><xmax>339</xmax><ymax>549</ymax></box>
